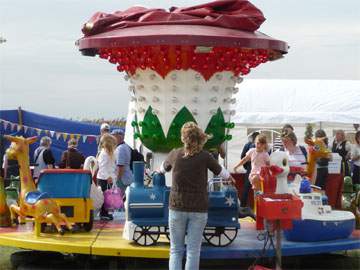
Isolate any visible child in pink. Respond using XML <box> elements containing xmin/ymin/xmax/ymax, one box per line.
<box><xmin>234</xmin><ymin>134</ymin><xmax>270</xmax><ymax>191</ymax></box>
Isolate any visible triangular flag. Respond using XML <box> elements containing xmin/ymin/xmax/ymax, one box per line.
<box><xmin>3</xmin><ymin>121</ymin><xmax>9</xmax><ymax>130</ymax></box>
<box><xmin>24</xmin><ymin>125</ymin><xmax>29</xmax><ymax>134</ymax></box>
<box><xmin>17</xmin><ymin>125</ymin><xmax>22</xmax><ymax>132</ymax></box>
<box><xmin>87</xmin><ymin>135</ymin><xmax>97</xmax><ymax>144</ymax></box>
<box><xmin>76</xmin><ymin>134</ymin><xmax>81</xmax><ymax>141</ymax></box>
<box><xmin>50</xmin><ymin>130</ymin><xmax>55</xmax><ymax>137</ymax></box>
<box><xmin>36</xmin><ymin>128</ymin><xmax>42</xmax><ymax>136</ymax></box>
<box><xmin>69</xmin><ymin>134</ymin><xmax>74</xmax><ymax>140</ymax></box>
<box><xmin>10</xmin><ymin>123</ymin><xmax>16</xmax><ymax>131</ymax></box>
<box><xmin>56</xmin><ymin>132</ymin><xmax>61</xmax><ymax>140</ymax></box>
<box><xmin>62</xmin><ymin>133</ymin><xmax>68</xmax><ymax>141</ymax></box>
<box><xmin>82</xmin><ymin>135</ymin><xmax>88</xmax><ymax>143</ymax></box>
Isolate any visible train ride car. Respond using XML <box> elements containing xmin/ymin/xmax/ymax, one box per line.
<box><xmin>123</xmin><ymin>162</ymin><xmax>240</xmax><ymax>247</ymax></box>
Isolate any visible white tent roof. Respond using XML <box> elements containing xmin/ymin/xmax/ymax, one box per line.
<box><xmin>232</xmin><ymin>79</ymin><xmax>360</xmax><ymax>125</ymax></box>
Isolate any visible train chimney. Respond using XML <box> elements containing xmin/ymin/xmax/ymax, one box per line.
<box><xmin>133</xmin><ymin>161</ymin><xmax>144</xmax><ymax>188</ymax></box>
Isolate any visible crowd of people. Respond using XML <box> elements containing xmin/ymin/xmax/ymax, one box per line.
<box><xmin>1</xmin><ymin>122</ymin><xmax>360</xmax><ymax>270</ymax></box>
<box><xmin>235</xmin><ymin>125</ymin><xmax>360</xmax><ymax>210</ymax></box>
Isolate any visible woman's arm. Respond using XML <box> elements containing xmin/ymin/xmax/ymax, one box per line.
<box><xmin>159</xmin><ymin>149</ymin><xmax>176</xmax><ymax>173</ymax></box>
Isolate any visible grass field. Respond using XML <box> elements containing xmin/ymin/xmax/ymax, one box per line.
<box><xmin>0</xmin><ymin>246</ymin><xmax>20</xmax><ymax>270</ymax></box>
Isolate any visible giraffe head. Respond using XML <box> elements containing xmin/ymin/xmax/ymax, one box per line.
<box><xmin>304</xmin><ymin>136</ymin><xmax>330</xmax><ymax>160</ymax></box>
<box><xmin>4</xmin><ymin>135</ymin><xmax>37</xmax><ymax>161</ymax></box>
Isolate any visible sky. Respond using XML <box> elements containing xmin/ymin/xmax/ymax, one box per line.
<box><xmin>0</xmin><ymin>0</ymin><xmax>359</xmax><ymax>120</ymax></box>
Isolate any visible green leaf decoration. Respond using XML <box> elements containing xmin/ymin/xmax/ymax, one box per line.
<box><xmin>204</xmin><ymin>108</ymin><xmax>226</xmax><ymax>150</ymax></box>
<box><xmin>166</xmin><ymin>106</ymin><xmax>197</xmax><ymax>150</ymax></box>
<box><xmin>140</xmin><ymin>106</ymin><xmax>167</xmax><ymax>152</ymax></box>
<box><xmin>136</xmin><ymin>106</ymin><xmax>232</xmax><ymax>153</ymax></box>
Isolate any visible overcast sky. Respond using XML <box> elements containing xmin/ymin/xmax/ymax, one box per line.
<box><xmin>0</xmin><ymin>0</ymin><xmax>359</xmax><ymax>120</ymax></box>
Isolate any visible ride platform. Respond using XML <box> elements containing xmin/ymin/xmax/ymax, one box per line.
<box><xmin>0</xmin><ymin>216</ymin><xmax>359</xmax><ymax>259</ymax></box>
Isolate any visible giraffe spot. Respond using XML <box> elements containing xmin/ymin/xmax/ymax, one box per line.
<box><xmin>32</xmin><ymin>205</ymin><xmax>36</xmax><ymax>209</ymax></box>
<box><xmin>23</xmin><ymin>176</ymin><xmax>28</xmax><ymax>183</ymax></box>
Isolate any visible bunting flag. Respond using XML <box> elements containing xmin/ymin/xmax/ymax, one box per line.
<box><xmin>0</xmin><ymin>118</ymin><xmax>100</xmax><ymax>144</ymax></box>
<box><xmin>55</xmin><ymin>132</ymin><xmax>62</xmax><ymax>140</ymax></box>
<box><xmin>3</xmin><ymin>120</ymin><xmax>9</xmax><ymax>130</ymax></box>
<box><xmin>10</xmin><ymin>123</ymin><xmax>16</xmax><ymax>131</ymax></box>
<box><xmin>62</xmin><ymin>133</ymin><xmax>69</xmax><ymax>141</ymax></box>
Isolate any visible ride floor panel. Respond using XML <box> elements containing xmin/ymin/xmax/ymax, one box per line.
<box><xmin>0</xmin><ymin>218</ymin><xmax>359</xmax><ymax>259</ymax></box>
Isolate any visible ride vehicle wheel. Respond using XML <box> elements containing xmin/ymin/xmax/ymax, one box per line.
<box><xmin>203</xmin><ymin>226</ymin><xmax>238</xmax><ymax>247</ymax></box>
<box><xmin>133</xmin><ymin>226</ymin><xmax>160</xmax><ymax>246</ymax></box>
<box><xmin>82</xmin><ymin>210</ymin><xmax>94</xmax><ymax>232</ymax></box>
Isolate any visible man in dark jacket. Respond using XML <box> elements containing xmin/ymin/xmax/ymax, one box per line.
<box><xmin>239</xmin><ymin>131</ymin><xmax>259</xmax><ymax>207</ymax></box>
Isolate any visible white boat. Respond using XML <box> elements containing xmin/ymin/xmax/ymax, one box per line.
<box><xmin>284</xmin><ymin>192</ymin><xmax>355</xmax><ymax>242</ymax></box>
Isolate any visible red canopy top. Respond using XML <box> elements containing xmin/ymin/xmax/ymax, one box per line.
<box><xmin>78</xmin><ymin>0</ymin><xmax>288</xmax><ymax>55</ymax></box>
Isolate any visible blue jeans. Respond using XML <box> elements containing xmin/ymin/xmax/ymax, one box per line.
<box><xmin>169</xmin><ymin>209</ymin><xmax>208</xmax><ymax>270</ymax></box>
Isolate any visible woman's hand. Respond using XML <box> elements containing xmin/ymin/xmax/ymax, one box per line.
<box><xmin>233</xmin><ymin>165</ymin><xmax>239</xmax><ymax>173</ymax></box>
<box><xmin>223</xmin><ymin>175</ymin><xmax>236</xmax><ymax>186</ymax></box>
<box><xmin>107</xmin><ymin>177</ymin><xmax>113</xmax><ymax>184</ymax></box>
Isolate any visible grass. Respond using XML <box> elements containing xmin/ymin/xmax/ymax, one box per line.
<box><xmin>0</xmin><ymin>246</ymin><xmax>20</xmax><ymax>270</ymax></box>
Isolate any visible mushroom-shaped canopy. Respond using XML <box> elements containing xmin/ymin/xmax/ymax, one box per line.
<box><xmin>78</xmin><ymin>0</ymin><xmax>288</xmax><ymax>79</ymax></box>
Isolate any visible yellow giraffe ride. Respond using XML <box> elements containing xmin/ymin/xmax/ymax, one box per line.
<box><xmin>304</xmin><ymin>136</ymin><xmax>331</xmax><ymax>182</ymax></box>
<box><xmin>4</xmin><ymin>135</ymin><xmax>72</xmax><ymax>235</ymax></box>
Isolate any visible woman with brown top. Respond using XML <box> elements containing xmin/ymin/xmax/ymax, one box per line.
<box><xmin>59</xmin><ymin>139</ymin><xmax>85</xmax><ymax>169</ymax></box>
<box><xmin>160</xmin><ymin>122</ymin><xmax>234</xmax><ymax>270</ymax></box>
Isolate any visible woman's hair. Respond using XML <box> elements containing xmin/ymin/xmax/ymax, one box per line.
<box><xmin>355</xmin><ymin>130</ymin><xmax>360</xmax><ymax>144</ymax></box>
<box><xmin>100</xmin><ymin>134</ymin><xmax>117</xmax><ymax>157</ymax></box>
<box><xmin>181</xmin><ymin>122</ymin><xmax>208</xmax><ymax>157</ymax></box>
<box><xmin>315</xmin><ymin>129</ymin><xmax>328</xmax><ymax>146</ymax></box>
<box><xmin>282</xmin><ymin>123</ymin><xmax>294</xmax><ymax>133</ymax></box>
<box><xmin>281</xmin><ymin>131</ymin><xmax>297</xmax><ymax>145</ymax></box>
<box><xmin>68</xmin><ymin>138</ymin><xmax>78</xmax><ymax>148</ymax></box>
<box><xmin>335</xmin><ymin>129</ymin><xmax>345</xmax><ymax>140</ymax></box>
<box><xmin>40</xmin><ymin>136</ymin><xmax>52</xmax><ymax>147</ymax></box>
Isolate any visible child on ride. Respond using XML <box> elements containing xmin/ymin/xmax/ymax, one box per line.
<box><xmin>234</xmin><ymin>134</ymin><xmax>270</xmax><ymax>191</ymax></box>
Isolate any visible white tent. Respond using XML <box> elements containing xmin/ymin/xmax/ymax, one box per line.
<box><xmin>232</xmin><ymin>79</ymin><xmax>360</xmax><ymax>125</ymax></box>
<box><xmin>227</xmin><ymin>79</ymin><xmax>360</xmax><ymax>169</ymax></box>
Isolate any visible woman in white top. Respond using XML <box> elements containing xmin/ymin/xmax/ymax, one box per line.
<box><xmin>280</xmin><ymin>131</ymin><xmax>308</xmax><ymax>174</ymax></box>
<box><xmin>351</xmin><ymin>131</ymin><xmax>360</xmax><ymax>185</ymax></box>
<box><xmin>96</xmin><ymin>133</ymin><xmax>117</xmax><ymax>220</ymax></box>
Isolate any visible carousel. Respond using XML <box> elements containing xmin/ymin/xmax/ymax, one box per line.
<box><xmin>0</xmin><ymin>0</ymin><xmax>359</xmax><ymax>268</ymax></box>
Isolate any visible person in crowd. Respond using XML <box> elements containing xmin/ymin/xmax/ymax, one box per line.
<box><xmin>59</xmin><ymin>138</ymin><xmax>85</xmax><ymax>169</ymax></box>
<box><xmin>33</xmin><ymin>136</ymin><xmax>55</xmax><ymax>182</ymax></box>
<box><xmin>282</xmin><ymin>123</ymin><xmax>294</xmax><ymax>134</ymax></box>
<box><xmin>332</xmin><ymin>129</ymin><xmax>351</xmax><ymax>177</ymax></box>
<box><xmin>160</xmin><ymin>122</ymin><xmax>234</xmax><ymax>270</ymax></box>
<box><xmin>314</xmin><ymin>129</ymin><xmax>332</xmax><ymax>189</ymax></box>
<box><xmin>238</xmin><ymin>131</ymin><xmax>259</xmax><ymax>207</ymax></box>
<box><xmin>97</xmin><ymin>122</ymin><xmax>111</xmax><ymax>153</ymax></box>
<box><xmin>273</xmin><ymin>124</ymin><xmax>295</xmax><ymax>152</ymax></box>
<box><xmin>112</xmin><ymin>129</ymin><xmax>133</xmax><ymax>192</ymax></box>
<box><xmin>2</xmin><ymin>153</ymin><xmax>19</xmax><ymax>182</ymax></box>
<box><xmin>96</xmin><ymin>133</ymin><xmax>117</xmax><ymax>221</ymax></box>
<box><xmin>234</xmin><ymin>134</ymin><xmax>270</xmax><ymax>192</ymax></box>
<box><xmin>280</xmin><ymin>131</ymin><xmax>307</xmax><ymax>169</ymax></box>
<box><xmin>351</xmin><ymin>131</ymin><xmax>360</xmax><ymax>185</ymax></box>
